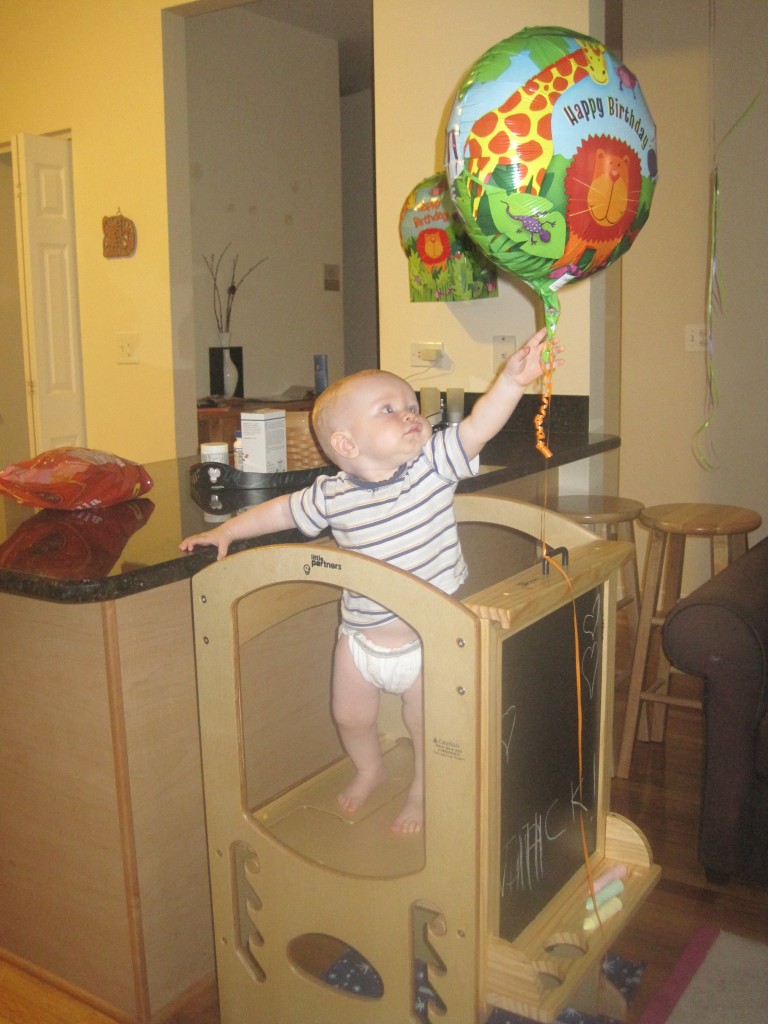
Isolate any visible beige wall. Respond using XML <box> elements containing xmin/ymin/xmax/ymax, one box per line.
<box><xmin>375</xmin><ymin>0</ymin><xmax>767</xmax><ymax>592</ymax></box>
<box><xmin>184</xmin><ymin>7</ymin><xmax>345</xmax><ymax>400</ymax></box>
<box><xmin>621</xmin><ymin>0</ymin><xmax>768</xmax><ymax>589</ymax></box>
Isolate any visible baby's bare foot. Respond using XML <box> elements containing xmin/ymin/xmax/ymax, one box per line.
<box><xmin>391</xmin><ymin>786</ymin><xmax>424</xmax><ymax>834</ymax></box>
<box><xmin>337</xmin><ymin>764</ymin><xmax>388</xmax><ymax>815</ymax></box>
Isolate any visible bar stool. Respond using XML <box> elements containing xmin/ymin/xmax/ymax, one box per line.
<box><xmin>616</xmin><ymin>502</ymin><xmax>762</xmax><ymax>778</ymax></box>
<box><xmin>547</xmin><ymin>495</ymin><xmax>643</xmax><ymax>683</ymax></box>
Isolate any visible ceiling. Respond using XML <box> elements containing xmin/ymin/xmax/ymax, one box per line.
<box><xmin>245</xmin><ymin>0</ymin><xmax>373</xmax><ymax>95</ymax></box>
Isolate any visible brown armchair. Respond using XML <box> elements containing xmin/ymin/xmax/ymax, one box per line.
<box><xmin>662</xmin><ymin>536</ymin><xmax>768</xmax><ymax>885</ymax></box>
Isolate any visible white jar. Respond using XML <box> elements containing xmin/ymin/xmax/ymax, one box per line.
<box><xmin>200</xmin><ymin>442</ymin><xmax>229</xmax><ymax>464</ymax></box>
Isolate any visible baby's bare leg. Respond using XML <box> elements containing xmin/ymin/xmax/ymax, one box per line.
<box><xmin>391</xmin><ymin>675</ymin><xmax>424</xmax><ymax>834</ymax></box>
<box><xmin>332</xmin><ymin>634</ymin><xmax>386</xmax><ymax>814</ymax></box>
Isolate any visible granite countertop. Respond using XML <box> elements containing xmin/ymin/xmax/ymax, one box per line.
<box><xmin>0</xmin><ymin>427</ymin><xmax>618</xmax><ymax>603</ymax></box>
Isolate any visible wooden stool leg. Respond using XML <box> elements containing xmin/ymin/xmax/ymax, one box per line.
<box><xmin>712</xmin><ymin>535</ymin><xmax>727</xmax><ymax>576</ymax></box>
<box><xmin>605</xmin><ymin>522</ymin><xmax>624</xmax><ymax>601</ymax></box>
<box><xmin>617</xmin><ymin>520</ymin><xmax>640</xmax><ymax>647</ymax></box>
<box><xmin>716</xmin><ymin>532</ymin><xmax>747</xmax><ymax>575</ymax></box>
<box><xmin>645</xmin><ymin>534</ymin><xmax>685</xmax><ymax>742</ymax></box>
<box><xmin>616</xmin><ymin>528</ymin><xmax>667</xmax><ymax>778</ymax></box>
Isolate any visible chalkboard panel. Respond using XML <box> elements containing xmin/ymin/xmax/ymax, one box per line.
<box><xmin>498</xmin><ymin>585</ymin><xmax>604</xmax><ymax>941</ymax></box>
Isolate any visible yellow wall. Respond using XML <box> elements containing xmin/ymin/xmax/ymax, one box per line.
<box><xmin>0</xmin><ymin>0</ymin><xmax>189</xmax><ymax>465</ymax></box>
<box><xmin>374</xmin><ymin>1</ymin><xmax>596</xmax><ymax>399</ymax></box>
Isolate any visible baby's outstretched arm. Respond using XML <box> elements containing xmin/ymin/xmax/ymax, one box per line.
<box><xmin>180</xmin><ymin>493</ymin><xmax>294</xmax><ymax>560</ymax></box>
<box><xmin>458</xmin><ymin>328</ymin><xmax>564</xmax><ymax>460</ymax></box>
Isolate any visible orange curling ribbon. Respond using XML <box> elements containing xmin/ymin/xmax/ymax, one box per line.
<box><xmin>542</xmin><ymin>547</ymin><xmax>601</xmax><ymax>935</ymax></box>
<box><xmin>535</xmin><ymin>365</ymin><xmax>554</xmax><ymax>459</ymax></box>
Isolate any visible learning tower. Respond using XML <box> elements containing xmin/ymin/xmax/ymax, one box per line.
<box><xmin>192</xmin><ymin>494</ymin><xmax>659</xmax><ymax>1023</ymax></box>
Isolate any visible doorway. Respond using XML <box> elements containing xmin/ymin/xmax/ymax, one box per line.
<box><xmin>162</xmin><ymin>0</ymin><xmax>378</xmax><ymax>417</ymax></box>
<box><xmin>0</xmin><ymin>134</ymin><xmax>86</xmax><ymax>466</ymax></box>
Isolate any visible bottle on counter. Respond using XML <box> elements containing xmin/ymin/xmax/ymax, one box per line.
<box><xmin>233</xmin><ymin>430</ymin><xmax>244</xmax><ymax>472</ymax></box>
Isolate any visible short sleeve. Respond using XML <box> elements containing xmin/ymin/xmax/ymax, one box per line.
<box><xmin>288</xmin><ymin>479</ymin><xmax>330</xmax><ymax>537</ymax></box>
<box><xmin>422</xmin><ymin>425</ymin><xmax>475</xmax><ymax>481</ymax></box>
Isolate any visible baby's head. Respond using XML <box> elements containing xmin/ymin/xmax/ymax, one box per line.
<box><xmin>312</xmin><ymin>370</ymin><xmax>427</xmax><ymax>475</ymax></box>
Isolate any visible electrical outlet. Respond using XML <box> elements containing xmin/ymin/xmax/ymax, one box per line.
<box><xmin>117</xmin><ymin>332</ymin><xmax>140</xmax><ymax>364</ymax></box>
<box><xmin>492</xmin><ymin>334</ymin><xmax>516</xmax><ymax>371</ymax></box>
<box><xmin>410</xmin><ymin>342</ymin><xmax>444</xmax><ymax>367</ymax></box>
<box><xmin>685</xmin><ymin>324</ymin><xmax>707</xmax><ymax>352</ymax></box>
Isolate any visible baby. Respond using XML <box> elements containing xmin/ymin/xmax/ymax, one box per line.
<box><xmin>181</xmin><ymin>327</ymin><xmax>561</xmax><ymax>833</ymax></box>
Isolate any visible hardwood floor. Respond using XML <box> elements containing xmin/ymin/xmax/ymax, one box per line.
<box><xmin>2</xmin><ymin>617</ymin><xmax>767</xmax><ymax>1024</ymax></box>
<box><xmin>610</xmin><ymin>631</ymin><xmax>768</xmax><ymax>1020</ymax></box>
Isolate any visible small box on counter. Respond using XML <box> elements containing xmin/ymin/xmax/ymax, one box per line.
<box><xmin>241</xmin><ymin>409</ymin><xmax>287</xmax><ymax>473</ymax></box>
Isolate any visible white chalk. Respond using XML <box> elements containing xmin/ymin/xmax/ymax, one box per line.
<box><xmin>586</xmin><ymin>878</ymin><xmax>625</xmax><ymax>912</ymax></box>
<box><xmin>583</xmin><ymin>895</ymin><xmax>623</xmax><ymax>932</ymax></box>
<box><xmin>592</xmin><ymin>863</ymin><xmax>628</xmax><ymax>894</ymax></box>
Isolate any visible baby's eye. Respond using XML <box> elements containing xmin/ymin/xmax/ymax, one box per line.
<box><xmin>382</xmin><ymin>404</ymin><xmax>393</xmax><ymax>413</ymax></box>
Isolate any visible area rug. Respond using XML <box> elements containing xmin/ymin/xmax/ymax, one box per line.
<box><xmin>637</xmin><ymin>925</ymin><xmax>768</xmax><ymax>1024</ymax></box>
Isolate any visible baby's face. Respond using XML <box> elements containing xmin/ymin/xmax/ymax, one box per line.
<box><xmin>341</xmin><ymin>374</ymin><xmax>430</xmax><ymax>477</ymax></box>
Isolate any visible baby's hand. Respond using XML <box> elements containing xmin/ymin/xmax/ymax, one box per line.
<box><xmin>503</xmin><ymin>328</ymin><xmax>564</xmax><ymax>387</ymax></box>
<box><xmin>179</xmin><ymin>525</ymin><xmax>234</xmax><ymax>561</ymax></box>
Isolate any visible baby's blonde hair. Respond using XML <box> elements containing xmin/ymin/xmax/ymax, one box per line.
<box><xmin>311</xmin><ymin>369</ymin><xmax>405</xmax><ymax>460</ymax></box>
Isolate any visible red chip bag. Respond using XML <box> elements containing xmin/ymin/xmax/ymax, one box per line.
<box><xmin>0</xmin><ymin>447</ymin><xmax>154</xmax><ymax>510</ymax></box>
<box><xmin>0</xmin><ymin>498</ymin><xmax>155</xmax><ymax>578</ymax></box>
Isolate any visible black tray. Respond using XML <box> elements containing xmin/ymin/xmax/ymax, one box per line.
<box><xmin>190</xmin><ymin>461</ymin><xmax>333</xmax><ymax>491</ymax></box>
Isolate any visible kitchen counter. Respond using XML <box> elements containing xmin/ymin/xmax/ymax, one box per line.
<box><xmin>0</xmin><ymin>428</ymin><xmax>618</xmax><ymax>603</ymax></box>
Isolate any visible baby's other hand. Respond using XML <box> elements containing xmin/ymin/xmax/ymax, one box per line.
<box><xmin>179</xmin><ymin>526</ymin><xmax>233</xmax><ymax>560</ymax></box>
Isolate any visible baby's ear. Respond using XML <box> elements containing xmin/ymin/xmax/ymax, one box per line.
<box><xmin>329</xmin><ymin>430</ymin><xmax>358</xmax><ymax>460</ymax></box>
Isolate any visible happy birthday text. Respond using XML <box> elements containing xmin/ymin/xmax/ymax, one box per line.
<box><xmin>561</xmin><ymin>96</ymin><xmax>652</xmax><ymax>150</ymax></box>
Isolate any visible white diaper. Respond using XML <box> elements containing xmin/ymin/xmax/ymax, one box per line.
<box><xmin>339</xmin><ymin>624</ymin><xmax>422</xmax><ymax>694</ymax></box>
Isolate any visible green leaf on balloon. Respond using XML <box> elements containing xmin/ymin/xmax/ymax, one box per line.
<box><xmin>539</xmin><ymin>154</ymin><xmax>569</xmax><ymax>208</ymax></box>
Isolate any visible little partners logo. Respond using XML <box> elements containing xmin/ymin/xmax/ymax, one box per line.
<box><xmin>303</xmin><ymin>553</ymin><xmax>343</xmax><ymax>576</ymax></box>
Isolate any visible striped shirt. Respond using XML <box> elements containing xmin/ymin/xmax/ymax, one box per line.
<box><xmin>289</xmin><ymin>426</ymin><xmax>475</xmax><ymax>628</ymax></box>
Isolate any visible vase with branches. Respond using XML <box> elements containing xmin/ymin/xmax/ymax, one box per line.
<box><xmin>204</xmin><ymin>243</ymin><xmax>268</xmax><ymax>342</ymax></box>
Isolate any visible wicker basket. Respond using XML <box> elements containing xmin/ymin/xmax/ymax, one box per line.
<box><xmin>285</xmin><ymin>411</ymin><xmax>327</xmax><ymax>470</ymax></box>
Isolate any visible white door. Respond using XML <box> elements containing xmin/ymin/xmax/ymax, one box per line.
<box><xmin>13</xmin><ymin>133</ymin><xmax>86</xmax><ymax>453</ymax></box>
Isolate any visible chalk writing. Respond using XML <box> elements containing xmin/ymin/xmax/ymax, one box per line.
<box><xmin>499</xmin><ymin>776</ymin><xmax>597</xmax><ymax>898</ymax></box>
<box><xmin>581</xmin><ymin>591</ymin><xmax>602</xmax><ymax>699</ymax></box>
<box><xmin>501</xmin><ymin>703</ymin><xmax>517</xmax><ymax>764</ymax></box>
<box><xmin>497</xmin><ymin>586</ymin><xmax>604</xmax><ymax>940</ymax></box>
<box><xmin>501</xmin><ymin>812</ymin><xmax>543</xmax><ymax>895</ymax></box>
